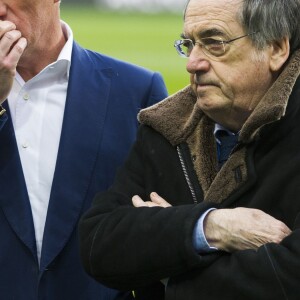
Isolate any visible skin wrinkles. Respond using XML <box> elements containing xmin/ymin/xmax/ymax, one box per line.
<box><xmin>0</xmin><ymin>0</ymin><xmax>65</xmax><ymax>80</ymax></box>
<box><xmin>183</xmin><ymin>0</ymin><xmax>275</xmax><ymax>132</ymax></box>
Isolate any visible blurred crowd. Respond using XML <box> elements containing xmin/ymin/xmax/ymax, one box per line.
<box><xmin>63</xmin><ymin>0</ymin><xmax>187</xmax><ymax>12</ymax></box>
<box><xmin>100</xmin><ymin>0</ymin><xmax>186</xmax><ymax>12</ymax></box>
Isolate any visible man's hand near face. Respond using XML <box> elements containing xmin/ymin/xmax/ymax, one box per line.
<box><xmin>0</xmin><ymin>20</ymin><xmax>27</xmax><ymax>104</ymax></box>
<box><xmin>132</xmin><ymin>193</ymin><xmax>291</xmax><ymax>251</ymax></box>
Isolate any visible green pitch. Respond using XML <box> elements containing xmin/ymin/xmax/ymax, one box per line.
<box><xmin>61</xmin><ymin>6</ymin><xmax>190</xmax><ymax>95</ymax></box>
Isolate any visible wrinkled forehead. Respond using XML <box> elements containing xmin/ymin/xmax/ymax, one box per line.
<box><xmin>184</xmin><ymin>0</ymin><xmax>244</xmax><ymax>37</ymax></box>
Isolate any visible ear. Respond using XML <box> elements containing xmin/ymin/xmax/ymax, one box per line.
<box><xmin>269</xmin><ymin>37</ymin><xmax>290</xmax><ymax>72</ymax></box>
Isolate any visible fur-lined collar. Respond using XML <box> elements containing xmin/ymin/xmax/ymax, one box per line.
<box><xmin>139</xmin><ymin>49</ymin><xmax>300</xmax><ymax>146</ymax></box>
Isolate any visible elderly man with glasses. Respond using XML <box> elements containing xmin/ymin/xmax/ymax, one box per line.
<box><xmin>79</xmin><ymin>0</ymin><xmax>300</xmax><ymax>299</ymax></box>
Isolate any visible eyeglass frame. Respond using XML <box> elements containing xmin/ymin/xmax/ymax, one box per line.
<box><xmin>174</xmin><ymin>32</ymin><xmax>257</xmax><ymax>59</ymax></box>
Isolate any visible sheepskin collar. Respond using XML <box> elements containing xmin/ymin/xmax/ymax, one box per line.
<box><xmin>138</xmin><ymin>49</ymin><xmax>300</xmax><ymax>146</ymax></box>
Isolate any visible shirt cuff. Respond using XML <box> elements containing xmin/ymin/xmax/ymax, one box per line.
<box><xmin>193</xmin><ymin>208</ymin><xmax>218</xmax><ymax>253</ymax></box>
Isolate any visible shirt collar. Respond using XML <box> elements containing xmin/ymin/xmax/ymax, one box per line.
<box><xmin>57</xmin><ymin>20</ymin><xmax>73</xmax><ymax>78</ymax></box>
<box><xmin>214</xmin><ymin>123</ymin><xmax>237</xmax><ymax>144</ymax></box>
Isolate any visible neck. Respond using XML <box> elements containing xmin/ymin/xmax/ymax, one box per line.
<box><xmin>17</xmin><ymin>21</ymin><xmax>67</xmax><ymax>82</ymax></box>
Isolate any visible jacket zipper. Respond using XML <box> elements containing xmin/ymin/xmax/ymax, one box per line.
<box><xmin>176</xmin><ymin>146</ymin><xmax>198</xmax><ymax>204</ymax></box>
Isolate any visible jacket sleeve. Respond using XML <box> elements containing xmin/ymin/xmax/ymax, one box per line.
<box><xmin>78</xmin><ymin>126</ymin><xmax>215</xmax><ymax>291</ymax></box>
<box><xmin>166</xmin><ymin>226</ymin><xmax>300</xmax><ymax>300</ymax></box>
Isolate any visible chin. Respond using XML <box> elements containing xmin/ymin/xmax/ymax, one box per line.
<box><xmin>196</xmin><ymin>96</ymin><xmax>216</xmax><ymax>112</ymax></box>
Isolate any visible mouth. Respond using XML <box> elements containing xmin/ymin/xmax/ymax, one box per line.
<box><xmin>193</xmin><ymin>77</ymin><xmax>219</xmax><ymax>88</ymax></box>
<box><xmin>197</xmin><ymin>83</ymin><xmax>214</xmax><ymax>87</ymax></box>
<box><xmin>193</xmin><ymin>81</ymin><xmax>220</xmax><ymax>97</ymax></box>
<box><xmin>195</xmin><ymin>83</ymin><xmax>218</xmax><ymax>92</ymax></box>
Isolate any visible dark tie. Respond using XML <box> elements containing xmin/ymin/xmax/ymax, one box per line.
<box><xmin>216</xmin><ymin>130</ymin><xmax>238</xmax><ymax>168</ymax></box>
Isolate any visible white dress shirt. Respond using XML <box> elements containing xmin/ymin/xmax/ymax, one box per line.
<box><xmin>7</xmin><ymin>21</ymin><xmax>73</xmax><ymax>262</ymax></box>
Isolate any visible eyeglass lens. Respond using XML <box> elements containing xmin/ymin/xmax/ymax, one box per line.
<box><xmin>175</xmin><ymin>38</ymin><xmax>227</xmax><ymax>58</ymax></box>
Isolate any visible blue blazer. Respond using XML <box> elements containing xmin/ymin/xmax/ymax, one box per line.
<box><xmin>0</xmin><ymin>42</ymin><xmax>167</xmax><ymax>299</ymax></box>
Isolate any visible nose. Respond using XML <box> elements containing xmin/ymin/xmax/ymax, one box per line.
<box><xmin>186</xmin><ymin>45</ymin><xmax>211</xmax><ymax>74</ymax></box>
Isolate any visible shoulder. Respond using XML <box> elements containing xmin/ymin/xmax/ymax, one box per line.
<box><xmin>137</xmin><ymin>124</ymin><xmax>170</xmax><ymax>145</ymax></box>
<box><xmin>72</xmin><ymin>41</ymin><xmax>167</xmax><ymax>104</ymax></box>
<box><xmin>73</xmin><ymin>42</ymin><xmax>158</xmax><ymax>78</ymax></box>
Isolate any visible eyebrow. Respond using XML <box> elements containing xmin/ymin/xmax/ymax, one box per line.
<box><xmin>180</xmin><ymin>33</ymin><xmax>187</xmax><ymax>39</ymax></box>
<box><xmin>181</xmin><ymin>28</ymin><xmax>228</xmax><ymax>39</ymax></box>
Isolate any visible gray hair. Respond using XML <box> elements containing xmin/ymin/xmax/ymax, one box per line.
<box><xmin>184</xmin><ymin>0</ymin><xmax>300</xmax><ymax>53</ymax></box>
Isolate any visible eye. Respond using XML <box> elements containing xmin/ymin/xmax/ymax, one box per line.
<box><xmin>182</xmin><ymin>39</ymin><xmax>193</xmax><ymax>49</ymax></box>
<box><xmin>201</xmin><ymin>37</ymin><xmax>225</xmax><ymax>56</ymax></box>
<box><xmin>201</xmin><ymin>37</ymin><xmax>223</xmax><ymax>46</ymax></box>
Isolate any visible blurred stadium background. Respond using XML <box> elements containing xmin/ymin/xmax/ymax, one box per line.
<box><xmin>61</xmin><ymin>0</ymin><xmax>190</xmax><ymax>95</ymax></box>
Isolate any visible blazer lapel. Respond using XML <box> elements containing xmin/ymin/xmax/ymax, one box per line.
<box><xmin>40</xmin><ymin>43</ymin><xmax>113</xmax><ymax>270</ymax></box>
<box><xmin>0</xmin><ymin>104</ymin><xmax>37</xmax><ymax>261</ymax></box>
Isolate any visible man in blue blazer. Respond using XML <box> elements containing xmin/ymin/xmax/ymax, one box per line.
<box><xmin>0</xmin><ymin>0</ymin><xmax>167</xmax><ymax>299</ymax></box>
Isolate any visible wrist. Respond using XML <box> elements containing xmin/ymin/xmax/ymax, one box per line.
<box><xmin>204</xmin><ymin>209</ymin><xmax>226</xmax><ymax>250</ymax></box>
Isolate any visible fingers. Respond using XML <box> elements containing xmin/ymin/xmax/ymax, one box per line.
<box><xmin>0</xmin><ymin>28</ymin><xmax>27</xmax><ymax>67</ymax></box>
<box><xmin>149</xmin><ymin>192</ymin><xmax>171</xmax><ymax>207</ymax></box>
<box><xmin>0</xmin><ymin>21</ymin><xmax>21</xmax><ymax>60</ymax></box>
<box><xmin>243</xmin><ymin>208</ymin><xmax>291</xmax><ymax>244</ymax></box>
<box><xmin>132</xmin><ymin>193</ymin><xmax>172</xmax><ymax>208</ymax></box>
<box><xmin>0</xmin><ymin>20</ymin><xmax>27</xmax><ymax>103</ymax></box>
<box><xmin>7</xmin><ymin>37</ymin><xmax>27</xmax><ymax>65</ymax></box>
<box><xmin>132</xmin><ymin>195</ymin><xmax>159</xmax><ymax>207</ymax></box>
<box><xmin>132</xmin><ymin>195</ymin><xmax>147</xmax><ymax>207</ymax></box>
<box><xmin>0</xmin><ymin>20</ymin><xmax>27</xmax><ymax>64</ymax></box>
<box><xmin>0</xmin><ymin>21</ymin><xmax>16</xmax><ymax>38</ymax></box>
<box><xmin>0</xmin><ymin>30</ymin><xmax>21</xmax><ymax>56</ymax></box>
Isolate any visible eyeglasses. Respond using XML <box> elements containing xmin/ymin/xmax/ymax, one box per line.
<box><xmin>174</xmin><ymin>32</ymin><xmax>257</xmax><ymax>60</ymax></box>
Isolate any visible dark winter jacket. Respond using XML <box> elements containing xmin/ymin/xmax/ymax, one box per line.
<box><xmin>79</xmin><ymin>49</ymin><xmax>300</xmax><ymax>300</ymax></box>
